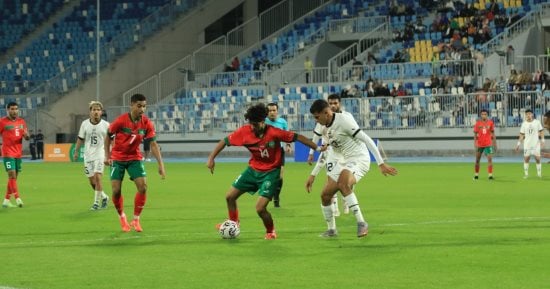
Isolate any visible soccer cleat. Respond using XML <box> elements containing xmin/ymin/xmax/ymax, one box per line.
<box><xmin>100</xmin><ymin>196</ymin><xmax>109</xmax><ymax>209</ymax></box>
<box><xmin>264</xmin><ymin>232</ymin><xmax>277</xmax><ymax>239</ymax></box>
<box><xmin>473</xmin><ymin>175</ymin><xmax>479</xmax><ymax>180</ymax></box>
<box><xmin>273</xmin><ymin>200</ymin><xmax>280</xmax><ymax>208</ymax></box>
<box><xmin>15</xmin><ymin>198</ymin><xmax>23</xmax><ymax>208</ymax></box>
<box><xmin>357</xmin><ymin>222</ymin><xmax>369</xmax><ymax>238</ymax></box>
<box><xmin>319</xmin><ymin>229</ymin><xmax>338</xmax><ymax>238</ymax></box>
<box><xmin>90</xmin><ymin>203</ymin><xmax>100</xmax><ymax>211</ymax></box>
<box><xmin>2</xmin><ymin>201</ymin><xmax>16</xmax><ymax>208</ymax></box>
<box><xmin>130</xmin><ymin>219</ymin><xmax>143</xmax><ymax>232</ymax></box>
<box><xmin>119</xmin><ymin>215</ymin><xmax>131</xmax><ymax>232</ymax></box>
<box><xmin>488</xmin><ymin>176</ymin><xmax>494</xmax><ymax>180</ymax></box>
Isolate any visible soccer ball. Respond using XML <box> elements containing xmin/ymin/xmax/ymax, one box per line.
<box><xmin>219</xmin><ymin>220</ymin><xmax>240</xmax><ymax>239</ymax></box>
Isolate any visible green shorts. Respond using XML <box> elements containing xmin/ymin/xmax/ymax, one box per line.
<box><xmin>232</xmin><ymin>167</ymin><xmax>281</xmax><ymax>199</ymax></box>
<box><xmin>3</xmin><ymin>158</ymin><xmax>22</xmax><ymax>173</ymax></box>
<box><xmin>477</xmin><ymin>146</ymin><xmax>494</xmax><ymax>155</ymax></box>
<box><xmin>109</xmin><ymin>160</ymin><xmax>146</xmax><ymax>181</ymax></box>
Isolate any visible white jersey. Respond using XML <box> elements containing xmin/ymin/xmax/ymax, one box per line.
<box><xmin>77</xmin><ymin>119</ymin><xmax>110</xmax><ymax>162</ymax></box>
<box><xmin>325</xmin><ymin>112</ymin><xmax>371</xmax><ymax>161</ymax></box>
<box><xmin>520</xmin><ymin>119</ymin><xmax>543</xmax><ymax>149</ymax></box>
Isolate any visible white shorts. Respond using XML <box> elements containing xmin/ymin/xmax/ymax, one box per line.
<box><xmin>524</xmin><ymin>146</ymin><xmax>541</xmax><ymax>157</ymax></box>
<box><xmin>84</xmin><ymin>159</ymin><xmax>105</xmax><ymax>178</ymax></box>
<box><xmin>326</xmin><ymin>158</ymin><xmax>370</xmax><ymax>183</ymax></box>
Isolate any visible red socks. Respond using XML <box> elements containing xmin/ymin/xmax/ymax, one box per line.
<box><xmin>134</xmin><ymin>193</ymin><xmax>146</xmax><ymax>217</ymax></box>
<box><xmin>488</xmin><ymin>165</ymin><xmax>493</xmax><ymax>174</ymax></box>
<box><xmin>5</xmin><ymin>178</ymin><xmax>18</xmax><ymax>200</ymax></box>
<box><xmin>474</xmin><ymin>164</ymin><xmax>480</xmax><ymax>173</ymax></box>
<box><xmin>112</xmin><ymin>194</ymin><xmax>124</xmax><ymax>215</ymax></box>
<box><xmin>229</xmin><ymin>209</ymin><xmax>239</xmax><ymax>222</ymax></box>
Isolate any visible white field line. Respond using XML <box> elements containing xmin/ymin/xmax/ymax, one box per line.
<box><xmin>0</xmin><ymin>216</ymin><xmax>548</xmax><ymax>248</ymax></box>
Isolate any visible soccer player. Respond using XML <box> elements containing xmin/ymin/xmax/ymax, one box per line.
<box><xmin>207</xmin><ymin>103</ymin><xmax>324</xmax><ymax>240</ymax></box>
<box><xmin>307</xmin><ymin>99</ymin><xmax>397</xmax><ymax>238</ymax></box>
<box><xmin>73</xmin><ymin>101</ymin><xmax>111</xmax><ymax>210</ymax></box>
<box><xmin>307</xmin><ymin>94</ymin><xmax>350</xmax><ymax>216</ymax></box>
<box><xmin>264</xmin><ymin>102</ymin><xmax>291</xmax><ymax>207</ymax></box>
<box><xmin>473</xmin><ymin>109</ymin><xmax>496</xmax><ymax>180</ymax></box>
<box><xmin>104</xmin><ymin>93</ymin><xmax>166</xmax><ymax>232</ymax></box>
<box><xmin>515</xmin><ymin>109</ymin><xmax>544</xmax><ymax>178</ymax></box>
<box><xmin>0</xmin><ymin>102</ymin><xmax>30</xmax><ymax>208</ymax></box>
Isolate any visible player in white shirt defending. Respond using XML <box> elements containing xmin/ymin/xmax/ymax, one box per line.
<box><xmin>73</xmin><ymin>101</ymin><xmax>111</xmax><ymax>210</ymax></box>
<box><xmin>307</xmin><ymin>94</ymin><xmax>350</xmax><ymax>216</ymax></box>
<box><xmin>515</xmin><ymin>109</ymin><xmax>544</xmax><ymax>178</ymax></box>
<box><xmin>306</xmin><ymin>99</ymin><xmax>397</xmax><ymax>237</ymax></box>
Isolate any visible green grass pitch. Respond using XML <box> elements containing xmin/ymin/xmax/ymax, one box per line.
<box><xmin>0</xmin><ymin>161</ymin><xmax>549</xmax><ymax>289</ymax></box>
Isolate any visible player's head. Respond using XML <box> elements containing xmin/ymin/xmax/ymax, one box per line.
<box><xmin>310</xmin><ymin>99</ymin><xmax>332</xmax><ymax>126</ymax></box>
<box><xmin>129</xmin><ymin>94</ymin><xmax>147</xmax><ymax>117</ymax></box>
<box><xmin>266</xmin><ymin>102</ymin><xmax>279</xmax><ymax>121</ymax></box>
<box><xmin>6</xmin><ymin>102</ymin><xmax>19</xmax><ymax>119</ymax></box>
<box><xmin>89</xmin><ymin>101</ymin><xmax>103</xmax><ymax>121</ymax></box>
<box><xmin>524</xmin><ymin>109</ymin><xmax>533</xmax><ymax>121</ymax></box>
<box><xmin>479</xmin><ymin>109</ymin><xmax>488</xmax><ymax>120</ymax></box>
<box><xmin>245</xmin><ymin>103</ymin><xmax>268</xmax><ymax>136</ymax></box>
<box><xmin>544</xmin><ymin>111</ymin><xmax>550</xmax><ymax>130</ymax></box>
<box><xmin>327</xmin><ymin>94</ymin><xmax>342</xmax><ymax>113</ymax></box>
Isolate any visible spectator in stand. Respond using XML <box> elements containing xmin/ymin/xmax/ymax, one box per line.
<box><xmin>304</xmin><ymin>56</ymin><xmax>313</xmax><ymax>83</ymax></box>
<box><xmin>366</xmin><ymin>53</ymin><xmax>377</xmax><ymax>65</ymax></box>
<box><xmin>231</xmin><ymin>57</ymin><xmax>240</xmax><ymax>72</ymax></box>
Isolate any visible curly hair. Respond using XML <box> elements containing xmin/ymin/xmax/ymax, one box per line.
<box><xmin>244</xmin><ymin>103</ymin><xmax>268</xmax><ymax>123</ymax></box>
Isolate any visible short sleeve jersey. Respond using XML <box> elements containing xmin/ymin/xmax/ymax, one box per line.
<box><xmin>0</xmin><ymin>117</ymin><xmax>27</xmax><ymax>158</ymax></box>
<box><xmin>474</xmin><ymin>119</ymin><xmax>494</xmax><ymax>147</ymax></box>
<box><xmin>520</xmin><ymin>119</ymin><xmax>543</xmax><ymax>148</ymax></box>
<box><xmin>325</xmin><ymin>112</ymin><xmax>370</xmax><ymax>161</ymax></box>
<box><xmin>225</xmin><ymin>124</ymin><xmax>297</xmax><ymax>172</ymax></box>
<box><xmin>264</xmin><ymin>117</ymin><xmax>288</xmax><ymax>130</ymax></box>
<box><xmin>108</xmin><ymin>113</ymin><xmax>155</xmax><ymax>161</ymax></box>
<box><xmin>77</xmin><ymin>118</ymin><xmax>110</xmax><ymax>162</ymax></box>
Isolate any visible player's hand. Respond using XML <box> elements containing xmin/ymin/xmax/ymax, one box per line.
<box><xmin>285</xmin><ymin>143</ymin><xmax>292</xmax><ymax>154</ymax></box>
<box><xmin>158</xmin><ymin>165</ymin><xmax>166</xmax><ymax>180</ymax></box>
<box><xmin>515</xmin><ymin>145</ymin><xmax>520</xmax><ymax>152</ymax></box>
<box><xmin>305</xmin><ymin>175</ymin><xmax>315</xmax><ymax>193</ymax></box>
<box><xmin>307</xmin><ymin>154</ymin><xmax>314</xmax><ymax>165</ymax></box>
<box><xmin>379</xmin><ymin>163</ymin><xmax>398</xmax><ymax>176</ymax></box>
<box><xmin>104</xmin><ymin>159</ymin><xmax>112</xmax><ymax>166</ymax></box>
<box><xmin>206</xmin><ymin>158</ymin><xmax>215</xmax><ymax>174</ymax></box>
<box><xmin>72</xmin><ymin>152</ymin><xmax>78</xmax><ymax>161</ymax></box>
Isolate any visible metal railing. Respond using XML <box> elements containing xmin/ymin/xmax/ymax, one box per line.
<box><xmin>328</xmin><ymin>16</ymin><xmax>387</xmax><ymax>35</ymax></box>
<box><xmin>479</xmin><ymin>10</ymin><xmax>537</xmax><ymax>57</ymax></box>
<box><xmin>131</xmin><ymin>90</ymin><xmax>548</xmax><ymax>136</ymax></box>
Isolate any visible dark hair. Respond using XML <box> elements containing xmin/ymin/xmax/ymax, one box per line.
<box><xmin>130</xmin><ymin>93</ymin><xmax>146</xmax><ymax>103</ymax></box>
<box><xmin>525</xmin><ymin>109</ymin><xmax>533</xmax><ymax>114</ymax></box>
<box><xmin>267</xmin><ymin>102</ymin><xmax>278</xmax><ymax>109</ymax></box>
<box><xmin>480</xmin><ymin>109</ymin><xmax>489</xmax><ymax>114</ymax></box>
<box><xmin>545</xmin><ymin>111</ymin><xmax>550</xmax><ymax>118</ymax></box>
<box><xmin>6</xmin><ymin>102</ymin><xmax>18</xmax><ymax>109</ymax></box>
<box><xmin>310</xmin><ymin>99</ymin><xmax>329</xmax><ymax>114</ymax></box>
<box><xmin>327</xmin><ymin>93</ymin><xmax>340</xmax><ymax>102</ymax></box>
<box><xmin>245</xmin><ymin>103</ymin><xmax>268</xmax><ymax>123</ymax></box>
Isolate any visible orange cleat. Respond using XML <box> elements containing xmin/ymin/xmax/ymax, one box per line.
<box><xmin>119</xmin><ymin>215</ymin><xmax>131</xmax><ymax>232</ymax></box>
<box><xmin>264</xmin><ymin>232</ymin><xmax>277</xmax><ymax>240</ymax></box>
<box><xmin>130</xmin><ymin>219</ymin><xmax>143</xmax><ymax>232</ymax></box>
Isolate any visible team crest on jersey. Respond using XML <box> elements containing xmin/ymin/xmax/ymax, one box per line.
<box><xmin>267</xmin><ymin>141</ymin><xmax>276</xmax><ymax>148</ymax></box>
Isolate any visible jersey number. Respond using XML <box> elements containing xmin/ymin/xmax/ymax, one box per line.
<box><xmin>90</xmin><ymin>135</ymin><xmax>98</xmax><ymax>146</ymax></box>
<box><xmin>129</xmin><ymin>134</ymin><xmax>137</xmax><ymax>144</ymax></box>
<box><xmin>260</xmin><ymin>148</ymin><xmax>269</xmax><ymax>158</ymax></box>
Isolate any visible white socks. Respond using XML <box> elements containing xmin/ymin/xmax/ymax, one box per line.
<box><xmin>321</xmin><ymin>205</ymin><xmax>336</xmax><ymax>230</ymax></box>
<box><xmin>344</xmin><ymin>193</ymin><xmax>365</xmax><ymax>223</ymax></box>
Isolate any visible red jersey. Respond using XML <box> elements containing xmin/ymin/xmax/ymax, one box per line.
<box><xmin>0</xmin><ymin>116</ymin><xmax>27</xmax><ymax>158</ymax></box>
<box><xmin>474</xmin><ymin>119</ymin><xmax>494</xmax><ymax>147</ymax></box>
<box><xmin>108</xmin><ymin>113</ymin><xmax>155</xmax><ymax>161</ymax></box>
<box><xmin>225</xmin><ymin>124</ymin><xmax>297</xmax><ymax>172</ymax></box>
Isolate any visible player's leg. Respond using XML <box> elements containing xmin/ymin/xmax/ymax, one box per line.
<box><xmin>85</xmin><ymin>161</ymin><xmax>100</xmax><ymax>210</ymax></box>
<box><xmin>127</xmin><ymin>161</ymin><xmax>149</xmax><ymax>232</ymax></box>
<box><xmin>474</xmin><ymin>149</ymin><xmax>482</xmax><ymax>179</ymax></box>
<box><xmin>226</xmin><ymin>167</ymin><xmax>258</xmax><ymax>223</ymax></box>
<box><xmin>109</xmin><ymin>161</ymin><xmax>130</xmax><ymax>232</ymax></box>
<box><xmin>256</xmin><ymin>168</ymin><xmax>281</xmax><ymax>239</ymax></box>
<box><xmin>93</xmin><ymin>160</ymin><xmax>109</xmax><ymax>208</ymax></box>
<box><xmin>2</xmin><ymin>158</ymin><xmax>15</xmax><ymax>207</ymax></box>
<box><xmin>320</xmin><ymin>179</ymin><xmax>340</xmax><ymax>237</ymax></box>
<box><xmin>534</xmin><ymin>147</ymin><xmax>542</xmax><ymax>177</ymax></box>
<box><xmin>486</xmin><ymin>147</ymin><xmax>494</xmax><ymax>179</ymax></box>
<box><xmin>331</xmin><ymin>192</ymin><xmax>340</xmax><ymax>216</ymax></box>
<box><xmin>273</xmin><ymin>165</ymin><xmax>284</xmax><ymax>208</ymax></box>
<box><xmin>12</xmin><ymin>159</ymin><xmax>23</xmax><ymax>207</ymax></box>
<box><xmin>336</xmin><ymin>163</ymin><xmax>369</xmax><ymax>237</ymax></box>
<box><xmin>523</xmin><ymin>153</ymin><xmax>531</xmax><ymax>178</ymax></box>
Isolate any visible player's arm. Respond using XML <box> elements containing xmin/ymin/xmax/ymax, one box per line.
<box><xmin>149</xmin><ymin>139</ymin><xmax>165</xmax><ymax>179</ymax></box>
<box><xmin>354</xmin><ymin>130</ymin><xmax>397</xmax><ymax>176</ymax></box>
<box><xmin>539</xmin><ymin>129</ymin><xmax>544</xmax><ymax>148</ymax></box>
<box><xmin>515</xmin><ymin>133</ymin><xmax>524</xmax><ymax>152</ymax></box>
<box><xmin>295</xmin><ymin>133</ymin><xmax>324</xmax><ymax>152</ymax></box>
<box><xmin>307</xmin><ymin>132</ymin><xmax>322</xmax><ymax>165</ymax></box>
<box><xmin>305</xmin><ymin>151</ymin><xmax>326</xmax><ymax>193</ymax></box>
<box><xmin>492</xmin><ymin>129</ymin><xmax>497</xmax><ymax>151</ymax></box>
<box><xmin>207</xmin><ymin>139</ymin><xmax>227</xmax><ymax>174</ymax></box>
<box><xmin>73</xmin><ymin>137</ymin><xmax>84</xmax><ymax>161</ymax></box>
<box><xmin>104</xmin><ymin>132</ymin><xmax>113</xmax><ymax>166</ymax></box>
